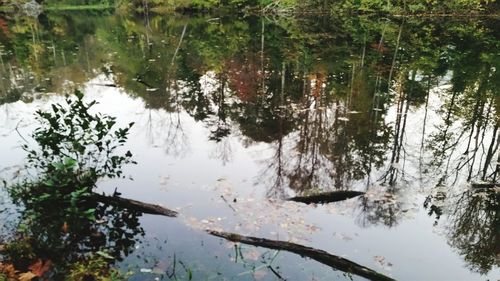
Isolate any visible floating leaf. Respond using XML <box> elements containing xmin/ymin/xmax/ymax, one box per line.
<box><xmin>28</xmin><ymin>259</ymin><xmax>52</xmax><ymax>277</ymax></box>
<box><xmin>19</xmin><ymin>272</ymin><xmax>37</xmax><ymax>281</ymax></box>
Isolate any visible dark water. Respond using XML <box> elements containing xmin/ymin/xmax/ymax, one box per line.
<box><xmin>0</xmin><ymin>10</ymin><xmax>499</xmax><ymax>280</ymax></box>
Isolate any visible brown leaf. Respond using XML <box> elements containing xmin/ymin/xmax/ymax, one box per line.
<box><xmin>0</xmin><ymin>262</ymin><xmax>18</xmax><ymax>278</ymax></box>
<box><xmin>28</xmin><ymin>259</ymin><xmax>52</xmax><ymax>277</ymax></box>
<box><xmin>62</xmin><ymin>222</ymin><xmax>69</xmax><ymax>233</ymax></box>
<box><xmin>252</xmin><ymin>270</ymin><xmax>267</xmax><ymax>280</ymax></box>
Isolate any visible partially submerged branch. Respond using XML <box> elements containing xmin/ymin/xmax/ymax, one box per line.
<box><xmin>471</xmin><ymin>183</ymin><xmax>498</xmax><ymax>189</ymax></box>
<box><xmin>92</xmin><ymin>193</ymin><xmax>178</xmax><ymax>217</ymax></box>
<box><xmin>207</xmin><ymin>230</ymin><xmax>395</xmax><ymax>281</ymax></box>
<box><xmin>287</xmin><ymin>190</ymin><xmax>364</xmax><ymax>204</ymax></box>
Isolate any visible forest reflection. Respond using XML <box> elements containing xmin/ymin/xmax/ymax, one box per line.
<box><xmin>0</xmin><ymin>11</ymin><xmax>498</xmax><ymax>275</ymax></box>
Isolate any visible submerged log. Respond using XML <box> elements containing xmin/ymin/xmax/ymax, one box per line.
<box><xmin>471</xmin><ymin>183</ymin><xmax>498</xmax><ymax>189</ymax></box>
<box><xmin>287</xmin><ymin>190</ymin><xmax>365</xmax><ymax>204</ymax></box>
<box><xmin>208</xmin><ymin>230</ymin><xmax>395</xmax><ymax>281</ymax></box>
<box><xmin>92</xmin><ymin>193</ymin><xmax>178</xmax><ymax>217</ymax></box>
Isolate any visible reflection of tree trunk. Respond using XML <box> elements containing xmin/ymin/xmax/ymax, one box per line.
<box><xmin>495</xmin><ymin>152</ymin><xmax>500</xmax><ymax>182</ymax></box>
<box><xmin>51</xmin><ymin>41</ymin><xmax>56</xmax><ymax>64</ymax></box>
<box><xmin>436</xmin><ymin>90</ymin><xmax>457</xmax><ymax>174</ymax></box>
<box><xmin>464</xmin><ymin>92</ymin><xmax>484</xmax><ymax>154</ymax></box>
<box><xmin>454</xmin><ymin>76</ymin><xmax>489</xmax><ymax>180</ymax></box>
<box><xmin>396</xmin><ymin>84</ymin><xmax>410</xmax><ymax>165</ymax></box>
<box><xmin>280</xmin><ymin>62</ymin><xmax>285</xmax><ymax>103</ymax></box>
<box><xmin>468</xmin><ymin>100</ymin><xmax>490</xmax><ymax>180</ymax></box>
<box><xmin>377</xmin><ymin>20</ymin><xmax>388</xmax><ymax>51</ymax></box>
<box><xmin>171</xmin><ymin>23</ymin><xmax>187</xmax><ymax>66</ymax></box>
<box><xmin>267</xmin><ymin>70</ymin><xmax>285</xmax><ymax>198</ymax></box>
<box><xmin>383</xmin><ymin>74</ymin><xmax>408</xmax><ymax>185</ymax></box>
<box><xmin>0</xmin><ymin>50</ymin><xmax>5</xmax><ymax>73</ymax></box>
<box><xmin>387</xmin><ymin>21</ymin><xmax>403</xmax><ymax>91</ymax></box>
<box><xmin>419</xmin><ymin>76</ymin><xmax>431</xmax><ymax>177</ymax></box>
<box><xmin>61</xmin><ymin>50</ymin><xmax>67</xmax><ymax>66</ymax></box>
<box><xmin>371</xmin><ymin>76</ymin><xmax>382</xmax><ymax>123</ymax></box>
<box><xmin>260</xmin><ymin>18</ymin><xmax>265</xmax><ymax>96</ymax></box>
<box><xmin>482</xmin><ymin>123</ymin><xmax>498</xmax><ymax>180</ymax></box>
<box><xmin>85</xmin><ymin>42</ymin><xmax>91</xmax><ymax>73</ymax></box>
<box><xmin>166</xmin><ymin>24</ymin><xmax>187</xmax><ymax>94</ymax></box>
<box><xmin>361</xmin><ymin>35</ymin><xmax>366</xmax><ymax>68</ymax></box>
<box><xmin>265</xmin><ymin>63</ymin><xmax>286</xmax><ymax>198</ymax></box>
<box><xmin>30</xmin><ymin>24</ymin><xmax>38</xmax><ymax>61</ymax></box>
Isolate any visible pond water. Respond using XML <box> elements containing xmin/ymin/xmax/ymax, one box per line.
<box><xmin>0</xmin><ymin>10</ymin><xmax>499</xmax><ymax>281</ymax></box>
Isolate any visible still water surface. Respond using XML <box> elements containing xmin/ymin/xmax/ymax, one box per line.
<box><xmin>0</xmin><ymin>11</ymin><xmax>499</xmax><ymax>280</ymax></box>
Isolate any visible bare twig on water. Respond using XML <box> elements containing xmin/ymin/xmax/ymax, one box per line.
<box><xmin>15</xmin><ymin>120</ymin><xmax>29</xmax><ymax>144</ymax></box>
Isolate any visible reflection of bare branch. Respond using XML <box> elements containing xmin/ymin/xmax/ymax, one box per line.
<box><xmin>170</xmin><ymin>24</ymin><xmax>187</xmax><ymax>66</ymax></box>
<box><xmin>380</xmin><ymin>74</ymin><xmax>410</xmax><ymax>186</ymax></box>
<box><xmin>356</xmin><ymin>189</ymin><xmax>403</xmax><ymax>228</ymax></box>
<box><xmin>143</xmin><ymin>109</ymin><xmax>189</xmax><ymax>157</ymax></box>
<box><xmin>426</xmin><ymin>61</ymin><xmax>500</xmax><ymax>187</ymax></box>
<box><xmin>210</xmin><ymin>137</ymin><xmax>233</xmax><ymax>165</ymax></box>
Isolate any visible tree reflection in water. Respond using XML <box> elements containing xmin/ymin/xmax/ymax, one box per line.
<box><xmin>0</xmin><ymin>11</ymin><xmax>498</xmax><ymax>278</ymax></box>
<box><xmin>445</xmin><ymin>189</ymin><xmax>499</xmax><ymax>274</ymax></box>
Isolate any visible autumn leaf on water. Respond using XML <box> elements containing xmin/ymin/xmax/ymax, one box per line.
<box><xmin>62</xmin><ymin>221</ymin><xmax>69</xmax><ymax>233</ymax></box>
<box><xmin>28</xmin><ymin>259</ymin><xmax>52</xmax><ymax>277</ymax></box>
<box><xmin>243</xmin><ymin>249</ymin><xmax>261</xmax><ymax>261</ymax></box>
<box><xmin>252</xmin><ymin>270</ymin><xmax>267</xmax><ymax>280</ymax></box>
<box><xmin>373</xmin><ymin>255</ymin><xmax>393</xmax><ymax>271</ymax></box>
<box><xmin>19</xmin><ymin>272</ymin><xmax>37</xmax><ymax>281</ymax></box>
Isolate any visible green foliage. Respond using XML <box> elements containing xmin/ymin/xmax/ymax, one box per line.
<box><xmin>26</xmin><ymin>90</ymin><xmax>134</xmax><ymax>180</ymax></box>
<box><xmin>0</xmin><ymin>90</ymin><xmax>142</xmax><ymax>279</ymax></box>
<box><xmin>10</xmin><ymin>90</ymin><xmax>135</xmax><ymax>231</ymax></box>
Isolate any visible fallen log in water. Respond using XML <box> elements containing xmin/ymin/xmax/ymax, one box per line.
<box><xmin>92</xmin><ymin>193</ymin><xmax>178</xmax><ymax>217</ymax></box>
<box><xmin>207</xmin><ymin>230</ymin><xmax>395</xmax><ymax>281</ymax></box>
<box><xmin>287</xmin><ymin>190</ymin><xmax>365</xmax><ymax>204</ymax></box>
<box><xmin>471</xmin><ymin>182</ymin><xmax>498</xmax><ymax>189</ymax></box>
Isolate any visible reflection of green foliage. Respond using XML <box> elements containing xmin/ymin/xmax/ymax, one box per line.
<box><xmin>447</xmin><ymin>189</ymin><xmax>499</xmax><ymax>274</ymax></box>
<box><xmin>2</xmin><ymin>13</ymin><xmax>499</xmax><ymax>195</ymax></box>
